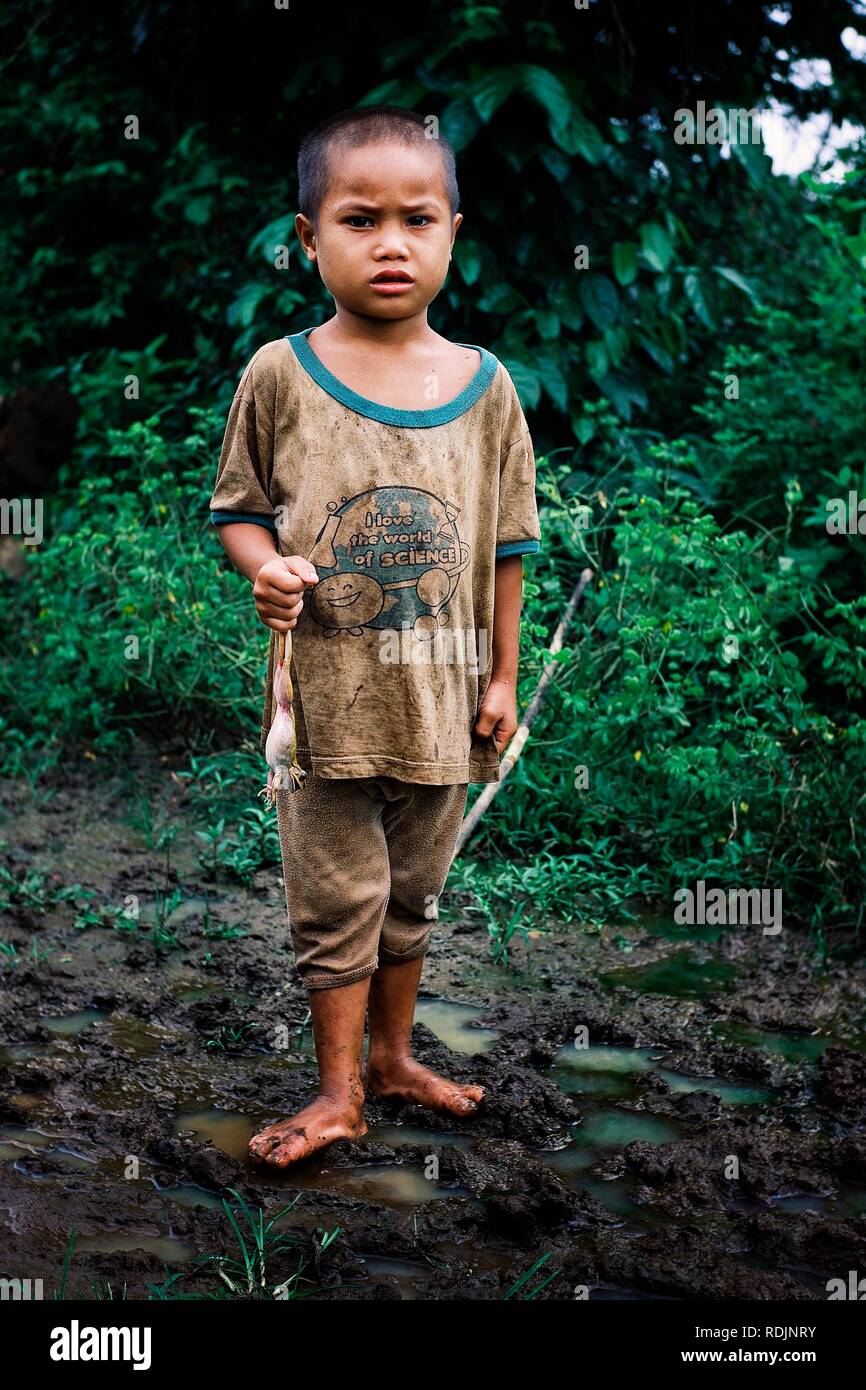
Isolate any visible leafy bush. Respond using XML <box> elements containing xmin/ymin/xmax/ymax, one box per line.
<box><xmin>0</xmin><ymin>409</ymin><xmax>269</xmax><ymax>767</ymax></box>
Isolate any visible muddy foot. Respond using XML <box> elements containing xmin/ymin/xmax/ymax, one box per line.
<box><xmin>365</xmin><ymin>1055</ymin><xmax>485</xmax><ymax>1117</ymax></box>
<box><xmin>247</xmin><ymin>1093</ymin><xmax>368</xmax><ymax>1168</ymax></box>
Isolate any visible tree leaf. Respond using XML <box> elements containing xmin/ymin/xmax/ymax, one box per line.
<box><xmin>586</xmin><ymin>340</ymin><xmax>609</xmax><ymax>378</ymax></box>
<box><xmin>640</xmin><ymin>221</ymin><xmax>674</xmax><ymax>272</ymax></box>
<box><xmin>471</xmin><ymin>68</ymin><xmax>520</xmax><ymax>123</ymax></box>
<box><xmin>452</xmin><ymin>238</ymin><xmax>482</xmax><ymax>285</ymax></box>
<box><xmin>519</xmin><ymin>65</ymin><xmax>572</xmax><ymax>143</ymax></box>
<box><xmin>596</xmin><ymin>370</ymin><xmax>648</xmax><ymax>420</ymax></box>
<box><xmin>636</xmin><ymin>331</ymin><xmax>674</xmax><ymax>374</ymax></box>
<box><xmin>579</xmin><ymin>273</ymin><xmax>621</xmax><ymax>331</ymax></box>
<box><xmin>612</xmin><ymin>241</ymin><xmax>638</xmax><ymax>286</ymax></box>
<box><xmin>683</xmin><ymin>271</ymin><xmax>714</xmax><ymax>329</ymax></box>
<box><xmin>713</xmin><ymin>265</ymin><xmax>762</xmax><ymax>304</ymax></box>
<box><xmin>534</xmin><ymin>309</ymin><xmax>560</xmax><ymax>339</ymax></box>
<box><xmin>440</xmin><ymin>97</ymin><xmax>483</xmax><ymax>153</ymax></box>
<box><xmin>502</xmin><ymin>357</ymin><xmax>542</xmax><ymax>410</ymax></box>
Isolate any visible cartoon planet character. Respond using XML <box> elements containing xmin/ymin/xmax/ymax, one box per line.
<box><xmin>307</xmin><ymin>486</ymin><xmax>470</xmax><ymax>639</ymax></box>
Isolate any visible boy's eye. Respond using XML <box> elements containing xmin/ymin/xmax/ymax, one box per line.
<box><xmin>343</xmin><ymin>215</ymin><xmax>433</xmax><ymax>228</ymax></box>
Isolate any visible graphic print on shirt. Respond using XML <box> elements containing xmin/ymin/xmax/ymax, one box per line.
<box><xmin>307</xmin><ymin>486</ymin><xmax>470</xmax><ymax>640</ymax></box>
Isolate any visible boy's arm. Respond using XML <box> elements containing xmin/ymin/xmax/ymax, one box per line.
<box><xmin>217</xmin><ymin>523</ymin><xmax>318</xmax><ymax>630</ymax></box>
<box><xmin>217</xmin><ymin>522</ymin><xmax>278</xmax><ymax>585</ymax></box>
<box><xmin>210</xmin><ymin>350</ymin><xmax>317</xmax><ymax>624</ymax></box>
<box><xmin>474</xmin><ymin>554</ymin><xmax>523</xmax><ymax>753</ymax></box>
<box><xmin>490</xmin><ymin>554</ymin><xmax>523</xmax><ymax>684</ymax></box>
<box><xmin>474</xmin><ymin>377</ymin><xmax>541</xmax><ymax>755</ymax></box>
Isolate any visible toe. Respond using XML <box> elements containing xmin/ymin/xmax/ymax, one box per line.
<box><xmin>264</xmin><ymin>1133</ymin><xmax>308</xmax><ymax>1167</ymax></box>
<box><xmin>248</xmin><ymin>1130</ymin><xmax>278</xmax><ymax>1160</ymax></box>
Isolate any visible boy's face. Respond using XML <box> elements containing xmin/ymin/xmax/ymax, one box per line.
<box><xmin>296</xmin><ymin>140</ymin><xmax>462</xmax><ymax>320</ymax></box>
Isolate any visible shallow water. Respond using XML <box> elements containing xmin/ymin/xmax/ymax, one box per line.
<box><xmin>579</xmin><ymin>1109</ymin><xmax>683</xmax><ymax>1147</ymax></box>
<box><xmin>710</xmin><ymin>1020</ymin><xmax>833</xmax><ymax>1061</ymax></box>
<box><xmin>43</xmin><ymin>1009</ymin><xmax>109</xmax><ymax>1037</ymax></box>
<box><xmin>365</xmin><ymin>1120</ymin><xmax>474</xmax><ymax>1150</ymax></box>
<box><xmin>601</xmin><ymin>953</ymin><xmax>737</xmax><ymax>998</ymax></box>
<box><xmin>657</xmin><ymin>1069</ymin><xmax>772</xmax><ymax>1105</ymax></box>
<box><xmin>414</xmin><ymin>998</ymin><xmax>499</xmax><ymax>1055</ymax></box>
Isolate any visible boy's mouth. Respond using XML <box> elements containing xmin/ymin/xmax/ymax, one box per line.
<box><xmin>370</xmin><ymin>269</ymin><xmax>415</xmax><ymax>294</ymax></box>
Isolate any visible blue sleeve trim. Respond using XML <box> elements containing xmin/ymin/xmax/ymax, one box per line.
<box><xmin>495</xmin><ymin>539</ymin><xmax>540</xmax><ymax>559</ymax></box>
<box><xmin>211</xmin><ymin>510</ymin><xmax>278</xmax><ymax>535</ymax></box>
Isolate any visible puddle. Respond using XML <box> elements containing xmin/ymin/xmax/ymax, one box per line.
<box><xmin>43</xmin><ymin>1009</ymin><xmax>109</xmax><ymax>1037</ymax></box>
<box><xmin>0</xmin><ymin>1043</ymin><xmax>53</xmax><ymax>1065</ymax></box>
<box><xmin>535</xmin><ymin>1141</ymin><xmax>597</xmax><ymax>1178</ymax></box>
<box><xmin>0</xmin><ymin>1143</ymin><xmax>29</xmax><ymax>1161</ymax></box>
<box><xmin>152</xmin><ymin>1179</ymin><xmax>226</xmax><ymax>1212</ymax></box>
<box><xmin>365</xmin><ymin>1121</ymin><xmax>473</xmax><ymax>1151</ymax></box>
<box><xmin>414</xmin><ymin>999</ymin><xmax>499</xmax><ymax>1055</ymax></box>
<box><xmin>578</xmin><ymin>1110</ymin><xmax>682</xmax><ymax>1147</ymax></box>
<box><xmin>711</xmin><ymin>1021</ymin><xmax>832</xmax><ymax>1062</ymax></box>
<box><xmin>357</xmin><ymin>1252</ymin><xmax>429</xmax><ymax>1299</ymax></box>
<box><xmin>559</xmin><ymin>1045</ymin><xmax>663</xmax><ymax>1074</ymax></box>
<box><xmin>173</xmin><ymin>1102</ymin><xmax>480</xmax><ymax>1205</ymax></box>
<box><xmin>580</xmin><ymin>1177</ymin><xmax>640</xmax><ymax>1216</ymax></box>
<box><xmin>557</xmin><ymin>1071</ymin><xmax>634</xmax><ymax>1097</ymax></box>
<box><xmin>552</xmin><ymin>1040</ymin><xmax>772</xmax><ymax>1108</ymax></box>
<box><xmin>6</xmin><ymin>1092</ymin><xmax>45</xmax><ymax>1111</ymax></box>
<box><xmin>640</xmin><ymin>916</ymin><xmax>725</xmax><ymax>945</ymax></box>
<box><xmin>39</xmin><ymin>1145</ymin><xmax>98</xmax><ymax>1172</ymax></box>
<box><xmin>601</xmin><ymin>953</ymin><xmax>737</xmax><ymax>999</ymax></box>
<box><xmin>550</xmin><ymin>1044</ymin><xmax>665</xmax><ymax>1098</ymax></box>
<box><xmin>174</xmin><ymin>1108</ymin><xmax>254</xmax><ymax>1163</ymax></box>
<box><xmin>657</xmin><ymin>1069</ymin><xmax>772</xmax><ymax>1105</ymax></box>
<box><xmin>107</xmin><ymin>1015</ymin><xmax>185</xmax><ymax>1057</ymax></box>
<box><xmin>731</xmin><ymin>1184</ymin><xmax>866</xmax><ymax>1217</ymax></box>
<box><xmin>292</xmin><ymin>1162</ymin><xmax>474</xmax><ymax>1206</ymax></box>
<box><xmin>0</xmin><ymin>1123</ymin><xmax>57</xmax><ymax>1151</ymax></box>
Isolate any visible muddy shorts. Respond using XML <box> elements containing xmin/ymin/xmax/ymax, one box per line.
<box><xmin>275</xmin><ymin>775</ymin><xmax>470</xmax><ymax>990</ymax></box>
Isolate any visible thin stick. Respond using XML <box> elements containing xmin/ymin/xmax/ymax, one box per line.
<box><xmin>454</xmin><ymin>567</ymin><xmax>594</xmax><ymax>856</ymax></box>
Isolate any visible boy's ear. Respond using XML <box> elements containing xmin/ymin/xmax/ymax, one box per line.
<box><xmin>295</xmin><ymin>211</ymin><xmax>316</xmax><ymax>260</ymax></box>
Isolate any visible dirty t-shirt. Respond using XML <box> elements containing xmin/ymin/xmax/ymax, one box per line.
<box><xmin>208</xmin><ymin>328</ymin><xmax>541</xmax><ymax>785</ymax></box>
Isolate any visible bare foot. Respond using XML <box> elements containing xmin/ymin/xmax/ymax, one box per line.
<box><xmin>247</xmin><ymin>1092</ymin><xmax>368</xmax><ymax>1168</ymax></box>
<box><xmin>365</xmin><ymin>1055</ymin><xmax>485</xmax><ymax>1117</ymax></box>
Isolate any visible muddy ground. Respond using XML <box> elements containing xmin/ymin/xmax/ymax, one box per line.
<box><xmin>1</xmin><ymin>750</ymin><xmax>865</xmax><ymax>1301</ymax></box>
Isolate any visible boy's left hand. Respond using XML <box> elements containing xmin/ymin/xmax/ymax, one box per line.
<box><xmin>474</xmin><ymin>677</ymin><xmax>518</xmax><ymax>756</ymax></box>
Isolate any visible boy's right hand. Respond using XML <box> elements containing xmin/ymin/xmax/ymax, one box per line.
<box><xmin>253</xmin><ymin>555</ymin><xmax>319</xmax><ymax>632</ymax></box>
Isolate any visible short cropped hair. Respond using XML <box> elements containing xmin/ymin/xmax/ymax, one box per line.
<box><xmin>297</xmin><ymin>105</ymin><xmax>460</xmax><ymax>228</ymax></box>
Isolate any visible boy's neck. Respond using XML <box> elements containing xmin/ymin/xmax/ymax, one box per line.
<box><xmin>312</xmin><ymin>308</ymin><xmax>439</xmax><ymax>352</ymax></box>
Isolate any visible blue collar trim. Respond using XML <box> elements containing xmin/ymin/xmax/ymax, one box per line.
<box><xmin>286</xmin><ymin>327</ymin><xmax>498</xmax><ymax>427</ymax></box>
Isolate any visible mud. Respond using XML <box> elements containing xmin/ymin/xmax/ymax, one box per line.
<box><xmin>1</xmin><ymin>750</ymin><xmax>864</xmax><ymax>1300</ymax></box>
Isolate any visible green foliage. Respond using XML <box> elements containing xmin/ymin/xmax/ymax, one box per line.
<box><xmin>2</xmin><ymin>1</ymin><xmax>865</xmax><ymax>938</ymax></box>
<box><xmin>0</xmin><ymin>408</ymin><xmax>268</xmax><ymax>762</ymax></box>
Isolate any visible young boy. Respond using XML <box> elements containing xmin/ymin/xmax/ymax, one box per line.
<box><xmin>209</xmin><ymin>105</ymin><xmax>540</xmax><ymax>1169</ymax></box>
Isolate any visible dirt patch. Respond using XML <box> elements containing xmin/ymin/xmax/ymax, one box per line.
<box><xmin>1</xmin><ymin>752</ymin><xmax>864</xmax><ymax>1300</ymax></box>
